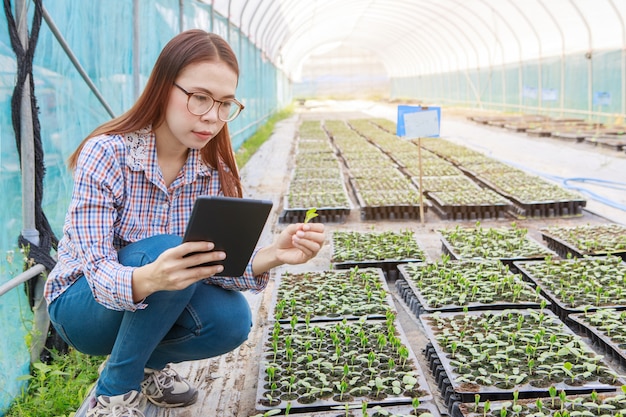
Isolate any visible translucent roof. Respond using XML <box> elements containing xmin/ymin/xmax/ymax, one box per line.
<box><xmin>208</xmin><ymin>0</ymin><xmax>626</xmax><ymax>81</ymax></box>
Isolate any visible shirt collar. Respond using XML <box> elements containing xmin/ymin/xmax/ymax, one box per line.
<box><xmin>125</xmin><ymin>126</ymin><xmax>213</xmax><ymax>183</ymax></box>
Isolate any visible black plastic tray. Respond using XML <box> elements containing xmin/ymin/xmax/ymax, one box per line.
<box><xmin>396</xmin><ymin>263</ymin><xmax>550</xmax><ymax>317</ymax></box>
<box><xmin>255</xmin><ymin>319</ymin><xmax>434</xmax><ymax>414</ymax></box>
<box><xmin>427</xmin><ymin>193</ymin><xmax>511</xmax><ymax>221</ymax></box>
<box><xmin>440</xmin><ymin>234</ymin><xmax>556</xmax><ymax>273</ymax></box>
<box><xmin>568</xmin><ymin>312</ymin><xmax>626</xmax><ymax>368</ymax></box>
<box><xmin>333</xmin><ymin>259</ymin><xmax>423</xmax><ymax>282</ymax></box>
<box><xmin>279</xmin><ymin>206</ymin><xmax>351</xmax><ymax>224</ymax></box>
<box><xmin>541</xmin><ymin>230</ymin><xmax>626</xmax><ymax>261</ymax></box>
<box><xmin>419</xmin><ymin>309</ymin><xmax>624</xmax><ymax>411</ymax></box>
<box><xmin>449</xmin><ymin>391</ymin><xmax>626</xmax><ymax>417</ymax></box>
<box><xmin>460</xmin><ymin>169</ymin><xmax>586</xmax><ymax>218</ymax></box>
<box><xmin>269</xmin><ymin>268</ymin><xmax>396</xmax><ymax>323</ymax></box>
<box><xmin>513</xmin><ymin>259</ymin><xmax>626</xmax><ymax>321</ymax></box>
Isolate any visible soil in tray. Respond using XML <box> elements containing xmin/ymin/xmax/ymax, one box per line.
<box><xmin>397</xmin><ymin>259</ymin><xmax>549</xmax><ymax>315</ymax></box>
<box><xmin>272</xmin><ymin>268</ymin><xmax>395</xmax><ymax>322</ymax></box>
<box><xmin>569</xmin><ymin>309</ymin><xmax>626</xmax><ymax>367</ymax></box>
<box><xmin>419</xmin><ymin>309</ymin><xmax>625</xmax><ymax>404</ymax></box>
<box><xmin>257</xmin><ymin>318</ymin><xmax>433</xmax><ymax>412</ymax></box>
<box><xmin>331</xmin><ymin>230</ymin><xmax>428</xmax><ymax>265</ymax></box>
<box><xmin>451</xmin><ymin>390</ymin><xmax>626</xmax><ymax>417</ymax></box>
<box><xmin>438</xmin><ymin>223</ymin><xmax>556</xmax><ymax>269</ymax></box>
<box><xmin>513</xmin><ymin>256</ymin><xmax>626</xmax><ymax>318</ymax></box>
<box><xmin>541</xmin><ymin>224</ymin><xmax>626</xmax><ymax>260</ymax></box>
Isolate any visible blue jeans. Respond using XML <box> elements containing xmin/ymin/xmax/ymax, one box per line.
<box><xmin>48</xmin><ymin>234</ymin><xmax>252</xmax><ymax>397</ymax></box>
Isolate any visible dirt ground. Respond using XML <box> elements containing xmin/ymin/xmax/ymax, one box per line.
<box><xmin>76</xmin><ymin>101</ymin><xmax>626</xmax><ymax>417</ymax></box>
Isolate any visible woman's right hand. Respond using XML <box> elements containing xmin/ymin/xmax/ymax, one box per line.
<box><xmin>131</xmin><ymin>241</ymin><xmax>226</xmax><ymax>302</ymax></box>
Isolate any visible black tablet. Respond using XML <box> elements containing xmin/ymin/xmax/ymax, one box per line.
<box><xmin>183</xmin><ymin>196</ymin><xmax>273</xmax><ymax>276</ymax></box>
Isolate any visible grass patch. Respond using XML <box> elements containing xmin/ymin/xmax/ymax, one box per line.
<box><xmin>235</xmin><ymin>105</ymin><xmax>294</xmax><ymax>168</ymax></box>
<box><xmin>6</xmin><ymin>349</ymin><xmax>105</xmax><ymax>417</ymax></box>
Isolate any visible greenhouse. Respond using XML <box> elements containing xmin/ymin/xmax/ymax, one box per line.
<box><xmin>1</xmin><ymin>0</ymin><xmax>626</xmax><ymax>416</ymax></box>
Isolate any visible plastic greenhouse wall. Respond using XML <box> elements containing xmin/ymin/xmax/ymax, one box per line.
<box><xmin>0</xmin><ymin>1</ymin><xmax>289</xmax><ymax>414</ymax></box>
<box><xmin>391</xmin><ymin>49</ymin><xmax>625</xmax><ymax>124</ymax></box>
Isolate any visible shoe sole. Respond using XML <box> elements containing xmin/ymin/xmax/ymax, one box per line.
<box><xmin>145</xmin><ymin>390</ymin><xmax>198</xmax><ymax>408</ymax></box>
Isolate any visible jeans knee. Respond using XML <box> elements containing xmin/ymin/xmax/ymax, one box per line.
<box><xmin>118</xmin><ymin>234</ymin><xmax>182</xmax><ymax>267</ymax></box>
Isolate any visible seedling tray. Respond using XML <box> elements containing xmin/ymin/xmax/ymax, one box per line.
<box><xmin>269</xmin><ymin>268</ymin><xmax>396</xmax><ymax>323</ymax></box>
<box><xmin>450</xmin><ymin>391</ymin><xmax>626</xmax><ymax>417</ymax></box>
<box><xmin>360</xmin><ymin>204</ymin><xmax>423</xmax><ymax>221</ymax></box>
<box><xmin>439</xmin><ymin>234</ymin><xmax>556</xmax><ymax>273</ymax></box>
<box><xmin>541</xmin><ymin>229</ymin><xmax>626</xmax><ymax>261</ymax></box>
<box><xmin>513</xmin><ymin>258</ymin><xmax>626</xmax><ymax>321</ymax></box>
<box><xmin>427</xmin><ymin>193</ymin><xmax>511</xmax><ymax>221</ymax></box>
<box><xmin>419</xmin><ymin>309</ymin><xmax>624</xmax><ymax>411</ymax></box>
<box><xmin>285</xmin><ymin>401</ymin><xmax>441</xmax><ymax>417</ymax></box>
<box><xmin>280</xmin><ymin>205</ymin><xmax>352</xmax><ymax>224</ymax></box>
<box><xmin>331</xmin><ymin>231</ymin><xmax>428</xmax><ymax>281</ymax></box>
<box><xmin>256</xmin><ymin>319</ymin><xmax>434</xmax><ymax>414</ymax></box>
<box><xmin>508</xmin><ymin>198</ymin><xmax>586</xmax><ymax>218</ymax></box>
<box><xmin>462</xmin><ymin>172</ymin><xmax>586</xmax><ymax>218</ymax></box>
<box><xmin>396</xmin><ymin>262</ymin><xmax>550</xmax><ymax>317</ymax></box>
<box><xmin>568</xmin><ymin>311</ymin><xmax>626</xmax><ymax>368</ymax></box>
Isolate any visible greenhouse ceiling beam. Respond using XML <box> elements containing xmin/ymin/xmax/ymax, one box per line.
<box><xmin>260</xmin><ymin>1</ymin><xmax>304</xmax><ymax>62</ymax></box>
<box><xmin>451</xmin><ymin>0</ymin><xmax>508</xmax><ymax>108</ymax></box>
<box><xmin>417</xmin><ymin>1</ymin><xmax>489</xmax><ymax>105</ymax></box>
<box><xmin>406</xmin><ymin>1</ymin><xmax>482</xmax><ymax>106</ymax></box>
<box><xmin>477</xmin><ymin>0</ymin><xmax>524</xmax><ymax>111</ymax></box>
<box><xmin>608</xmin><ymin>0</ymin><xmax>626</xmax><ymax>115</ymax></box>
<box><xmin>539</xmin><ymin>1</ymin><xmax>566</xmax><ymax>116</ymax></box>
<box><xmin>568</xmin><ymin>0</ymin><xmax>593</xmax><ymax>114</ymax></box>
<box><xmin>369</xmin><ymin>1</ymin><xmax>469</xmax><ymax>76</ymax></box>
<box><xmin>507</xmin><ymin>0</ymin><xmax>543</xmax><ymax>111</ymax></box>
<box><xmin>248</xmin><ymin>0</ymin><xmax>277</xmax><ymax>56</ymax></box>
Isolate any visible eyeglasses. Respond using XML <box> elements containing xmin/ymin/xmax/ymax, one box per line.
<box><xmin>173</xmin><ymin>83</ymin><xmax>244</xmax><ymax>122</ymax></box>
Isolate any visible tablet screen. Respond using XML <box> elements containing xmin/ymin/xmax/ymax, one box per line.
<box><xmin>183</xmin><ymin>196</ymin><xmax>273</xmax><ymax>276</ymax></box>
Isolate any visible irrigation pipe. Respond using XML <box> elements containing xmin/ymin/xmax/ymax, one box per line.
<box><xmin>0</xmin><ymin>263</ymin><xmax>46</xmax><ymax>297</ymax></box>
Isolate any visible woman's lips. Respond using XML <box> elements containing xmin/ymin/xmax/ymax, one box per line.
<box><xmin>193</xmin><ymin>130</ymin><xmax>213</xmax><ymax>141</ymax></box>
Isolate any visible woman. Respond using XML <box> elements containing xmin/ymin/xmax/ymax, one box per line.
<box><xmin>44</xmin><ymin>29</ymin><xmax>325</xmax><ymax>417</ymax></box>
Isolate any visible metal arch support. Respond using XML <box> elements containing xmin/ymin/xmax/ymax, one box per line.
<box><xmin>476</xmin><ymin>0</ymin><xmax>524</xmax><ymax>111</ymax></box>
<box><xmin>451</xmin><ymin>0</ymin><xmax>508</xmax><ymax>108</ymax></box>
<box><xmin>249</xmin><ymin>0</ymin><xmax>278</xmax><ymax>52</ymax></box>
<box><xmin>403</xmin><ymin>2</ymin><xmax>481</xmax><ymax>106</ymax></box>
<box><xmin>608</xmin><ymin>0</ymin><xmax>626</xmax><ymax>116</ymax></box>
<box><xmin>259</xmin><ymin>2</ymin><xmax>301</xmax><ymax>61</ymax></box>
<box><xmin>538</xmin><ymin>1</ymin><xmax>566</xmax><ymax>116</ymax></box>
<box><xmin>567</xmin><ymin>0</ymin><xmax>593</xmax><ymax>114</ymax></box>
<box><xmin>506</xmin><ymin>0</ymin><xmax>543</xmax><ymax>111</ymax></box>
<box><xmin>244</xmin><ymin>0</ymin><xmax>267</xmax><ymax>46</ymax></box>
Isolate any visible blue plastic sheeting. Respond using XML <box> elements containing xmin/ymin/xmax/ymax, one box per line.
<box><xmin>0</xmin><ymin>0</ymin><xmax>290</xmax><ymax>413</ymax></box>
<box><xmin>390</xmin><ymin>49</ymin><xmax>624</xmax><ymax>123</ymax></box>
<box><xmin>0</xmin><ymin>258</ymin><xmax>32</xmax><ymax>415</ymax></box>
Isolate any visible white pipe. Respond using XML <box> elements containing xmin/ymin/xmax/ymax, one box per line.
<box><xmin>0</xmin><ymin>264</ymin><xmax>46</xmax><ymax>297</ymax></box>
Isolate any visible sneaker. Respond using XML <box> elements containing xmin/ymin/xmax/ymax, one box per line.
<box><xmin>140</xmin><ymin>365</ymin><xmax>198</xmax><ymax>408</ymax></box>
<box><xmin>87</xmin><ymin>390</ymin><xmax>146</xmax><ymax>417</ymax></box>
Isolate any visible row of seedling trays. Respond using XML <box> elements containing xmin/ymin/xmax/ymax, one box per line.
<box><xmin>255</xmin><ymin>222</ymin><xmax>626</xmax><ymax>416</ymax></box>
<box><xmin>256</xmin><ymin>267</ymin><xmax>438</xmax><ymax>417</ymax></box>
<box><xmin>280</xmin><ymin>120</ymin><xmax>352</xmax><ymax>224</ymax></box>
<box><xmin>390</xmin><ymin>223</ymin><xmax>626</xmax><ymax>416</ymax></box>
<box><xmin>348</xmin><ymin>119</ymin><xmax>517</xmax><ymax>222</ymax></box>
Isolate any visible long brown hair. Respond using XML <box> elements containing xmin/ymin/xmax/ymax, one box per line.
<box><xmin>68</xmin><ymin>30</ymin><xmax>242</xmax><ymax>197</ymax></box>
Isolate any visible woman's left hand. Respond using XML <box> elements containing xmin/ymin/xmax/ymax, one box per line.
<box><xmin>253</xmin><ymin>223</ymin><xmax>326</xmax><ymax>273</ymax></box>
<box><xmin>275</xmin><ymin>222</ymin><xmax>326</xmax><ymax>265</ymax></box>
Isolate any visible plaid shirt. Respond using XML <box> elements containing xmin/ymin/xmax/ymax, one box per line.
<box><xmin>44</xmin><ymin>127</ymin><xmax>268</xmax><ymax>311</ymax></box>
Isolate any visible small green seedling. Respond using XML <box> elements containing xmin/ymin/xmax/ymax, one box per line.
<box><xmin>304</xmin><ymin>207</ymin><xmax>318</xmax><ymax>223</ymax></box>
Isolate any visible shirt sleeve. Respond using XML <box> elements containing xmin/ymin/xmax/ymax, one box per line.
<box><xmin>68</xmin><ymin>139</ymin><xmax>145</xmax><ymax>311</ymax></box>
<box><xmin>203</xmin><ymin>247</ymin><xmax>270</xmax><ymax>293</ymax></box>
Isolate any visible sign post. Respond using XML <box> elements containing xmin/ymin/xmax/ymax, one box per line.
<box><xmin>397</xmin><ymin>105</ymin><xmax>441</xmax><ymax>225</ymax></box>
